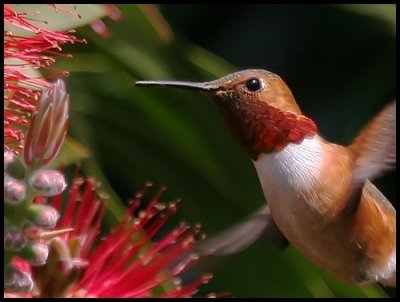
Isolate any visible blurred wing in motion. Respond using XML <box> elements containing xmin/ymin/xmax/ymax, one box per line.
<box><xmin>349</xmin><ymin>101</ymin><xmax>396</xmax><ymax>186</ymax></box>
<box><xmin>194</xmin><ymin>204</ymin><xmax>288</xmax><ymax>256</ymax></box>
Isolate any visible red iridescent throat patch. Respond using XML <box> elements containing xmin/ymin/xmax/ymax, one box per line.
<box><xmin>219</xmin><ymin>100</ymin><xmax>318</xmax><ymax>159</ymax></box>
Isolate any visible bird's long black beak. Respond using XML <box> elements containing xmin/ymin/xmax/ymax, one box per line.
<box><xmin>135</xmin><ymin>80</ymin><xmax>220</xmax><ymax>92</ymax></box>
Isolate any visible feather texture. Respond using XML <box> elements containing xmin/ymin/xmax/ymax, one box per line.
<box><xmin>349</xmin><ymin>101</ymin><xmax>396</xmax><ymax>185</ymax></box>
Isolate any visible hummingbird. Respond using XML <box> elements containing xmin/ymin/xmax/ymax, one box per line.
<box><xmin>135</xmin><ymin>69</ymin><xmax>396</xmax><ymax>287</ymax></box>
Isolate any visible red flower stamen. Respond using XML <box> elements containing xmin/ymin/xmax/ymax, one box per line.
<box><xmin>15</xmin><ymin>178</ymin><xmax>214</xmax><ymax>297</ymax></box>
<box><xmin>4</xmin><ymin>4</ymin><xmax>84</xmax><ymax>152</ymax></box>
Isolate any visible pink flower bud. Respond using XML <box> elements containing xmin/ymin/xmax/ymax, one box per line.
<box><xmin>28</xmin><ymin>169</ymin><xmax>67</xmax><ymax>197</ymax></box>
<box><xmin>4</xmin><ymin>227</ymin><xmax>27</xmax><ymax>251</ymax></box>
<box><xmin>24</xmin><ymin>79</ymin><xmax>69</xmax><ymax>168</ymax></box>
<box><xmin>4</xmin><ymin>151</ymin><xmax>16</xmax><ymax>170</ymax></box>
<box><xmin>4</xmin><ymin>174</ymin><xmax>26</xmax><ymax>204</ymax></box>
<box><xmin>20</xmin><ymin>243</ymin><xmax>49</xmax><ymax>266</ymax></box>
<box><xmin>4</xmin><ymin>267</ymin><xmax>33</xmax><ymax>293</ymax></box>
<box><xmin>4</xmin><ymin>151</ymin><xmax>26</xmax><ymax>179</ymax></box>
<box><xmin>26</xmin><ymin>204</ymin><xmax>60</xmax><ymax>228</ymax></box>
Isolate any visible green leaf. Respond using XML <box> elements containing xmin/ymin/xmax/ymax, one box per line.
<box><xmin>337</xmin><ymin>4</ymin><xmax>396</xmax><ymax>28</ymax></box>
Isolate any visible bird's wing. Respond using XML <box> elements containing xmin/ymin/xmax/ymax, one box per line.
<box><xmin>349</xmin><ymin>101</ymin><xmax>396</xmax><ymax>185</ymax></box>
<box><xmin>343</xmin><ymin>101</ymin><xmax>395</xmax><ymax>219</ymax></box>
<box><xmin>193</xmin><ymin>204</ymin><xmax>288</xmax><ymax>256</ymax></box>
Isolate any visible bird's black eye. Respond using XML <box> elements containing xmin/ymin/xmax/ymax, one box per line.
<box><xmin>245</xmin><ymin>78</ymin><xmax>262</xmax><ymax>92</ymax></box>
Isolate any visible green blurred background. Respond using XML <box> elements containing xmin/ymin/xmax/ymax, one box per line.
<box><xmin>55</xmin><ymin>4</ymin><xmax>395</xmax><ymax>297</ymax></box>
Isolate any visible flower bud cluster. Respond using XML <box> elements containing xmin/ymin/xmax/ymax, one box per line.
<box><xmin>4</xmin><ymin>80</ymin><xmax>69</xmax><ymax>293</ymax></box>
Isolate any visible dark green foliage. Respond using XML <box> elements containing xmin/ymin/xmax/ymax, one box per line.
<box><xmin>57</xmin><ymin>4</ymin><xmax>395</xmax><ymax>297</ymax></box>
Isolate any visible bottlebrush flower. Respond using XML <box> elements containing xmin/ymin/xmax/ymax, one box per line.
<box><xmin>4</xmin><ymin>4</ymin><xmax>84</xmax><ymax>152</ymax></box>
<box><xmin>5</xmin><ymin>179</ymin><xmax>216</xmax><ymax>298</ymax></box>
<box><xmin>4</xmin><ymin>4</ymin><xmax>122</xmax><ymax>152</ymax></box>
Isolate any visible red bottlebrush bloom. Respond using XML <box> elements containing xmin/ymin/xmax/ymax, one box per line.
<box><xmin>7</xmin><ymin>178</ymin><xmax>215</xmax><ymax>298</ymax></box>
<box><xmin>4</xmin><ymin>4</ymin><xmax>83</xmax><ymax>152</ymax></box>
<box><xmin>4</xmin><ymin>4</ymin><xmax>121</xmax><ymax>152</ymax></box>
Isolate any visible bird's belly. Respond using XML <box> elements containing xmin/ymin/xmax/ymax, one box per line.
<box><xmin>261</xmin><ymin>178</ymin><xmax>358</xmax><ymax>282</ymax></box>
<box><xmin>253</xmin><ymin>144</ymin><xmax>359</xmax><ymax>283</ymax></box>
